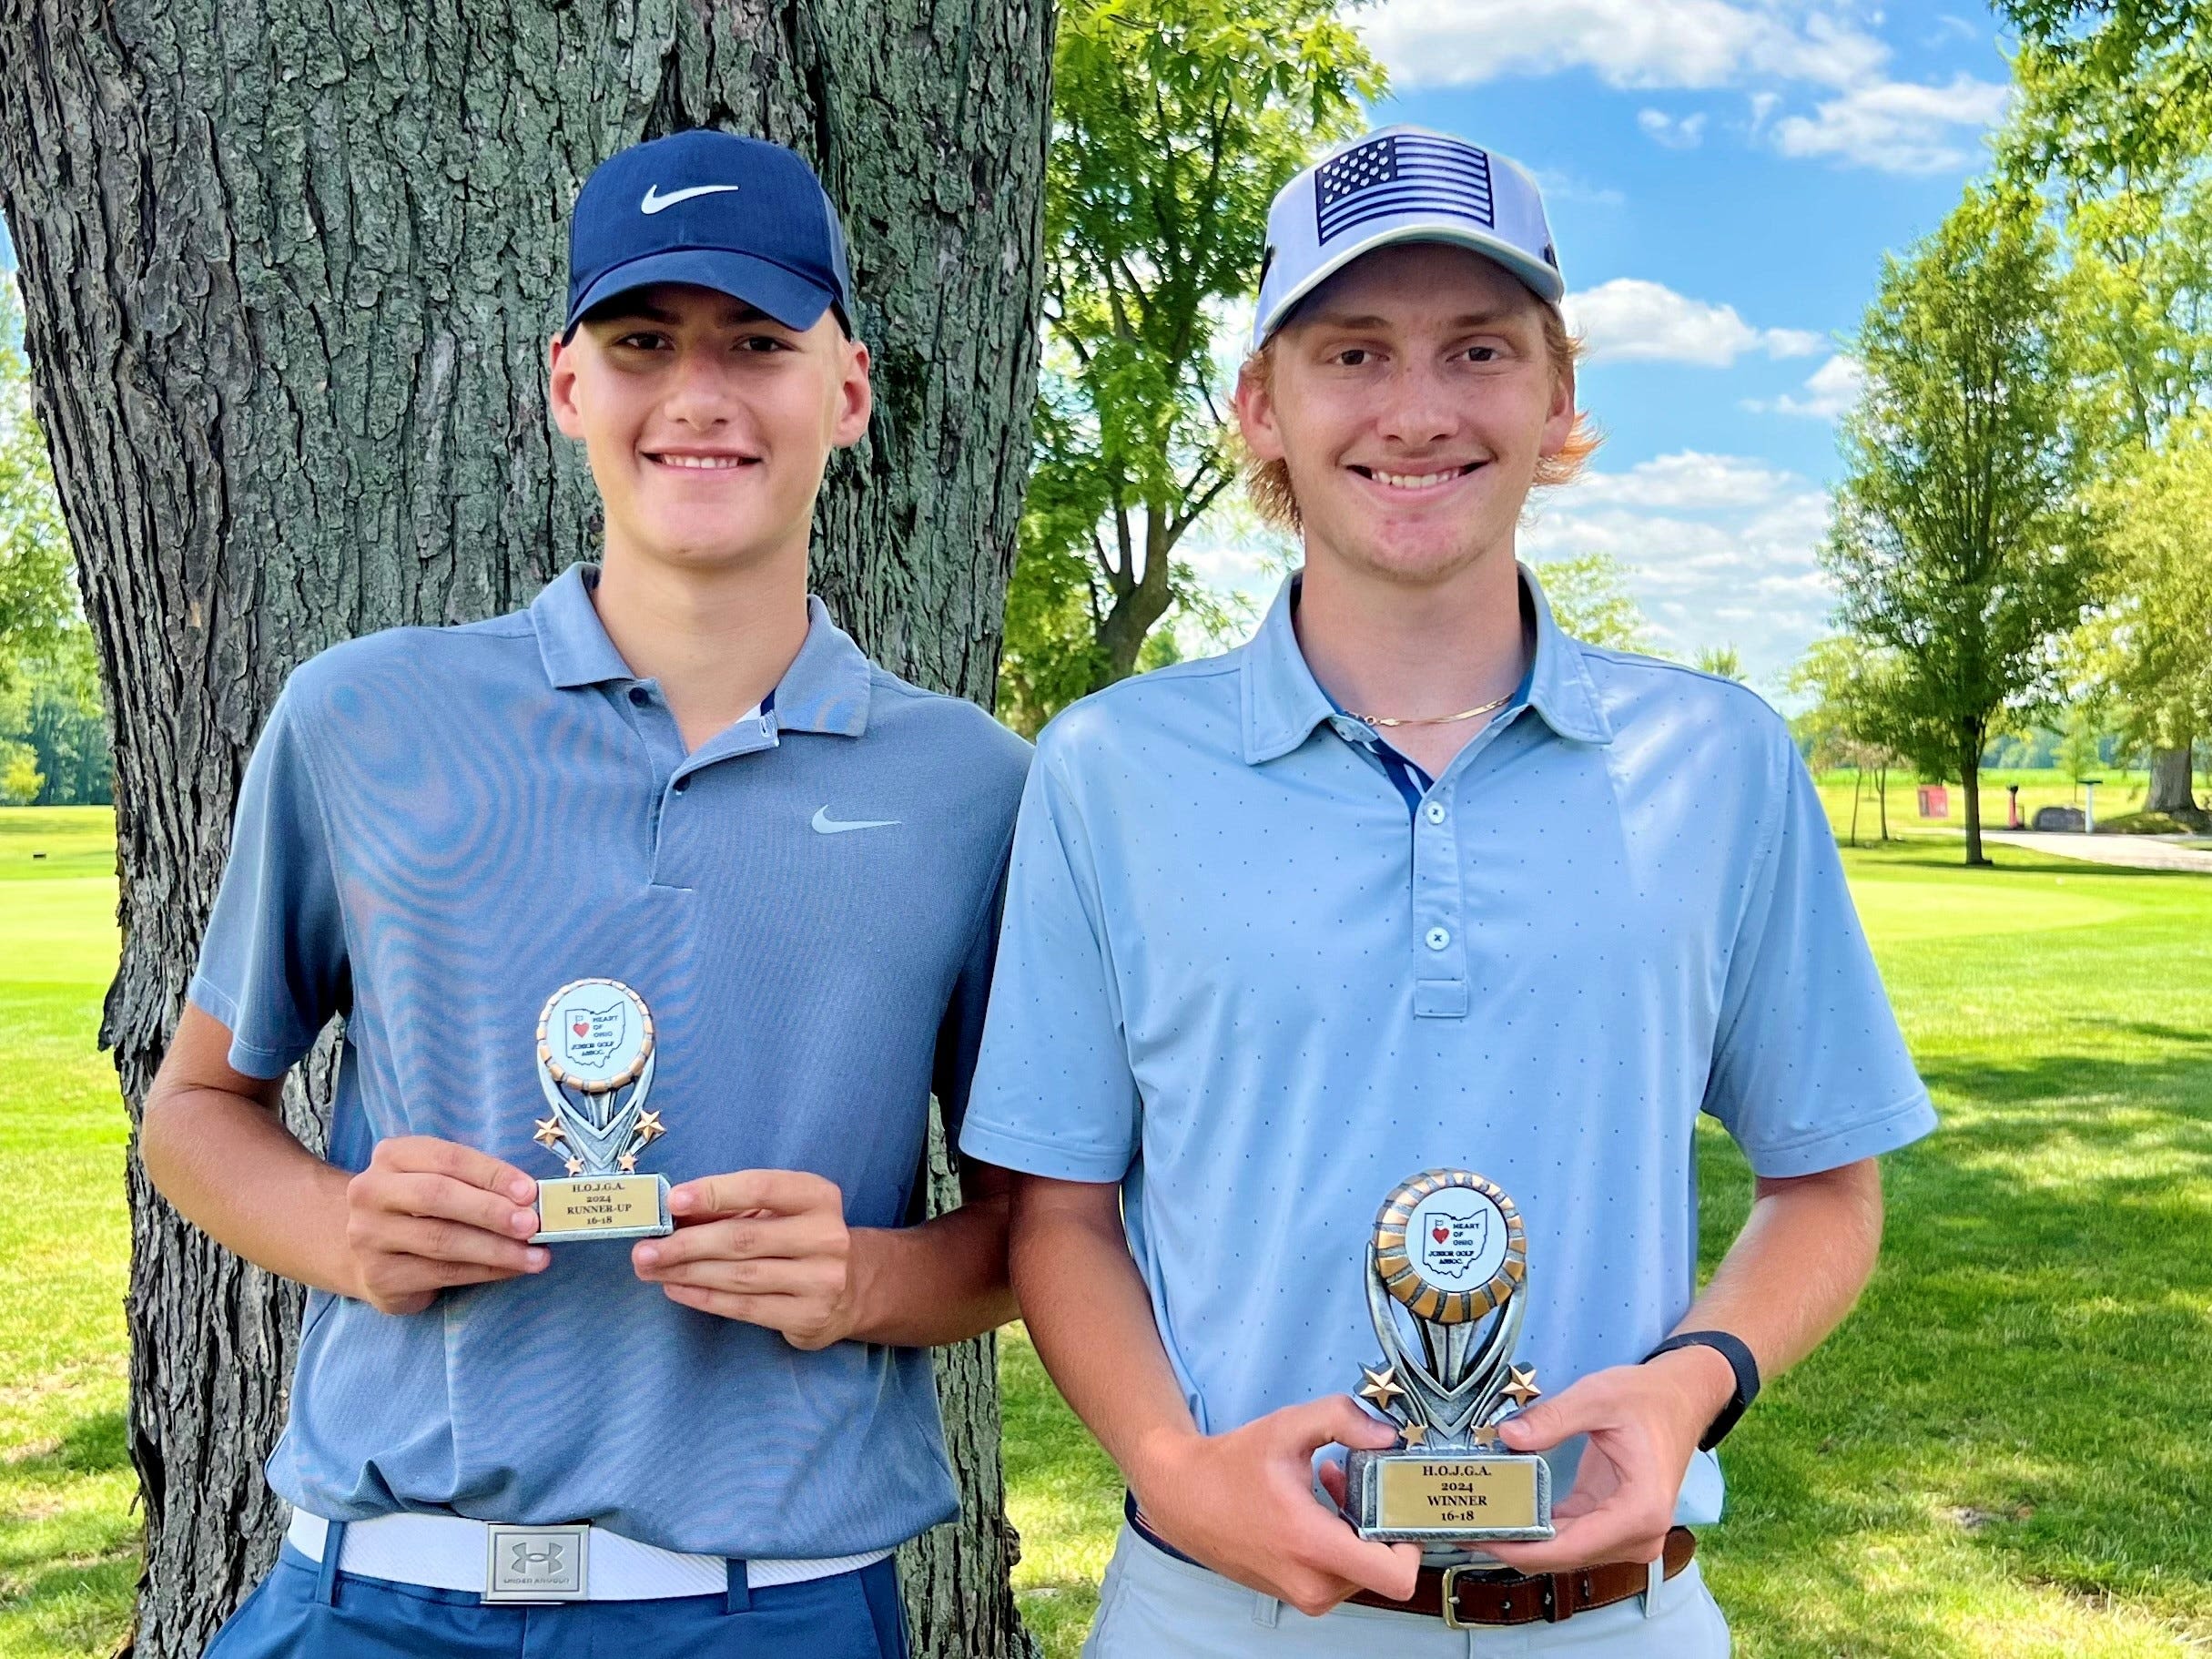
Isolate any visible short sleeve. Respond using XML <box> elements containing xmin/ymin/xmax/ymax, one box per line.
<box><xmin>187</xmin><ymin>686</ymin><xmax>351</xmax><ymax>1078</ymax></box>
<box><xmin>957</xmin><ymin>746</ymin><xmax>1142</xmax><ymax>1184</ymax></box>
<box><xmin>1702</xmin><ymin>736</ymin><xmax>1935</xmax><ymax>1176</ymax></box>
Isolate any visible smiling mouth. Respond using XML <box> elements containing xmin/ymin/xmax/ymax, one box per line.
<box><xmin>645</xmin><ymin>453</ymin><xmax>759</xmax><ymax>471</ymax></box>
<box><xmin>1349</xmin><ymin>462</ymin><xmax>1485</xmax><ymax>491</ymax></box>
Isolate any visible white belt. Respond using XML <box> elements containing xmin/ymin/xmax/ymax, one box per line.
<box><xmin>287</xmin><ymin>1511</ymin><xmax>890</xmax><ymax>1603</ymax></box>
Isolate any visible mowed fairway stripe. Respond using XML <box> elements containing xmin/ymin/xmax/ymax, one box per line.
<box><xmin>1848</xmin><ymin>871</ymin><xmax>2129</xmax><ymax>941</ymax></box>
<box><xmin>1</xmin><ymin>876</ymin><xmax>121</xmax><ymax>986</ymax></box>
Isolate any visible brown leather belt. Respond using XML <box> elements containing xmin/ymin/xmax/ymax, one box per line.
<box><xmin>1345</xmin><ymin>1526</ymin><xmax>1697</xmax><ymax>1627</ymax></box>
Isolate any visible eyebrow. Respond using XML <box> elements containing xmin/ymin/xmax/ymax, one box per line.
<box><xmin>1306</xmin><ymin>309</ymin><xmax>1523</xmax><ymax>331</ymax></box>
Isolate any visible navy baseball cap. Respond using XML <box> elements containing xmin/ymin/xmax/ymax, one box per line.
<box><xmin>563</xmin><ymin>129</ymin><xmax>856</xmax><ymax>340</ymax></box>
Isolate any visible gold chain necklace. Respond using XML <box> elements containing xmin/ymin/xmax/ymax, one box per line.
<box><xmin>1342</xmin><ymin>689</ymin><xmax>1513</xmax><ymax>729</ymax></box>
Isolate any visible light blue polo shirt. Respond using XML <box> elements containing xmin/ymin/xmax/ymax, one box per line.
<box><xmin>188</xmin><ymin>565</ymin><xmax>1030</xmax><ymax>1559</ymax></box>
<box><xmin>959</xmin><ymin>569</ymin><xmax>1933</xmax><ymax>1522</ymax></box>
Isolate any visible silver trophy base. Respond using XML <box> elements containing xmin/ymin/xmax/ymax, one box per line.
<box><xmin>1345</xmin><ymin>1446</ymin><xmax>1556</xmax><ymax>1543</ymax></box>
<box><xmin>532</xmin><ymin>1173</ymin><xmax>673</xmax><ymax>1243</ymax></box>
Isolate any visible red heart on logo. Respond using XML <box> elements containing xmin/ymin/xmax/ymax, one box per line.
<box><xmin>1432</xmin><ymin>1225</ymin><xmax>1449</xmax><ymax>1243</ymax></box>
<box><xmin>572</xmin><ymin>1020</ymin><xmax>589</xmax><ymax>1037</ymax></box>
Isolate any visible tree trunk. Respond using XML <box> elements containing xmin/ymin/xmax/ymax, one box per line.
<box><xmin>1876</xmin><ymin>766</ymin><xmax>1890</xmax><ymax>842</ymax></box>
<box><xmin>1091</xmin><ymin>504</ymin><xmax>1176</xmax><ymax>688</ymax></box>
<box><xmin>1848</xmin><ymin>766</ymin><xmax>1862</xmax><ymax>848</ymax></box>
<box><xmin>2147</xmin><ymin>743</ymin><xmax>2195</xmax><ymax>814</ymax></box>
<box><xmin>0</xmin><ymin>6</ymin><xmax>1050</xmax><ymax>1656</ymax></box>
<box><xmin>1962</xmin><ymin>743</ymin><xmax>1987</xmax><ymax>866</ymax></box>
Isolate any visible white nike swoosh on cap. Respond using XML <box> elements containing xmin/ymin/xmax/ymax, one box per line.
<box><xmin>811</xmin><ymin>807</ymin><xmax>900</xmax><ymax>835</ymax></box>
<box><xmin>640</xmin><ymin>183</ymin><xmax>742</xmax><ymax>215</ymax></box>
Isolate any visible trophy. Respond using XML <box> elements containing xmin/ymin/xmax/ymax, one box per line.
<box><xmin>1344</xmin><ymin>1169</ymin><xmax>1555</xmax><ymax>1544</ymax></box>
<box><xmin>528</xmin><ymin>978</ymin><xmax>673</xmax><ymax>1243</ymax></box>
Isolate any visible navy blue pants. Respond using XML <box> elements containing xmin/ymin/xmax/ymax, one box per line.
<box><xmin>205</xmin><ymin>1542</ymin><xmax>908</xmax><ymax>1659</ymax></box>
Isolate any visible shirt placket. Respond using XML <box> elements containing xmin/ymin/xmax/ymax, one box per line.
<box><xmin>624</xmin><ymin>687</ymin><xmax>783</xmax><ymax>889</ymax></box>
<box><xmin>614</xmin><ymin>679</ymin><xmax>692</xmax><ymax>884</ymax></box>
<box><xmin>1326</xmin><ymin>714</ymin><xmax>1472</xmax><ymax>1019</ymax></box>
<box><xmin>1409</xmin><ymin>780</ymin><xmax>1469</xmax><ymax>1018</ymax></box>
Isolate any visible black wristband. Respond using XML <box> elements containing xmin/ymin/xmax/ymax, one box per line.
<box><xmin>1643</xmin><ymin>1330</ymin><xmax>1760</xmax><ymax>1450</ymax></box>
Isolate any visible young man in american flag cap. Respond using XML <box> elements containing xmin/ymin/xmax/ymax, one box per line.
<box><xmin>960</xmin><ymin>126</ymin><xmax>1932</xmax><ymax>1654</ymax></box>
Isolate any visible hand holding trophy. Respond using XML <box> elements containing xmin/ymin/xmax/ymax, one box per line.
<box><xmin>1344</xmin><ymin>1168</ymin><xmax>1556</xmax><ymax>1546</ymax></box>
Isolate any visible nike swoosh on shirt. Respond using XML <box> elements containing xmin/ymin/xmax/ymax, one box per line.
<box><xmin>811</xmin><ymin>807</ymin><xmax>901</xmax><ymax>835</ymax></box>
<box><xmin>640</xmin><ymin>183</ymin><xmax>742</xmax><ymax>215</ymax></box>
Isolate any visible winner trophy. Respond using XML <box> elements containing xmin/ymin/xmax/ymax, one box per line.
<box><xmin>1344</xmin><ymin>1169</ymin><xmax>1555</xmax><ymax>1544</ymax></box>
<box><xmin>528</xmin><ymin>978</ymin><xmax>673</xmax><ymax>1243</ymax></box>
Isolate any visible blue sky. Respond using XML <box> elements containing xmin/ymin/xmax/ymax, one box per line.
<box><xmin>1189</xmin><ymin>0</ymin><xmax>2021</xmax><ymax>694</ymax></box>
<box><xmin>4</xmin><ymin>5</ymin><xmax>2015</xmax><ymax>695</ymax></box>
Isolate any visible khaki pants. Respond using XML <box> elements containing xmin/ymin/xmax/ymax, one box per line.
<box><xmin>1082</xmin><ymin>1525</ymin><xmax>1731</xmax><ymax>1658</ymax></box>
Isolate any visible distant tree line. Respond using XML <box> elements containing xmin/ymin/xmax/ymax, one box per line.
<box><xmin>1801</xmin><ymin>2</ymin><xmax>2212</xmax><ymax>865</ymax></box>
<box><xmin>0</xmin><ymin>276</ymin><xmax>107</xmax><ymax>805</ymax></box>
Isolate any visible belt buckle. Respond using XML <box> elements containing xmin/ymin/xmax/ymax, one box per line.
<box><xmin>1439</xmin><ymin>1563</ymin><xmax>1476</xmax><ymax>1630</ymax></box>
<box><xmin>484</xmin><ymin>1524</ymin><xmax>590</xmax><ymax>1603</ymax></box>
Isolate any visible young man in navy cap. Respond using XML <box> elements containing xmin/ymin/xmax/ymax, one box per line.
<box><xmin>961</xmin><ymin>126</ymin><xmax>1933</xmax><ymax>1654</ymax></box>
<box><xmin>139</xmin><ymin>128</ymin><xmax>1028</xmax><ymax>1658</ymax></box>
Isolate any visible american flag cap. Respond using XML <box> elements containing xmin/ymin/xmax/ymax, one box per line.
<box><xmin>1251</xmin><ymin>125</ymin><xmax>1563</xmax><ymax>351</ymax></box>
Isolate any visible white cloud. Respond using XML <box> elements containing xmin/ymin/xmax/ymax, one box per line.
<box><xmin>1745</xmin><ymin>352</ymin><xmax>1866</xmax><ymax>418</ymax></box>
<box><xmin>1530</xmin><ymin>168</ymin><xmax>1627</xmax><ymax>208</ymax></box>
<box><xmin>1770</xmin><ymin>73</ymin><xmax>2012</xmax><ymax>173</ymax></box>
<box><xmin>1525</xmin><ymin>452</ymin><xmax>1837</xmax><ymax>682</ymax></box>
<box><xmin>1567</xmin><ymin>279</ymin><xmax>1824</xmax><ymax>367</ymax></box>
<box><xmin>1363</xmin><ymin>1</ymin><xmax>2012</xmax><ymax>177</ymax></box>
<box><xmin>1572</xmin><ymin>451</ymin><xmax>1801</xmax><ymax>510</ymax></box>
<box><xmin>1365</xmin><ymin>0</ymin><xmax>1884</xmax><ymax>91</ymax></box>
<box><xmin>1638</xmin><ymin>109</ymin><xmax>1710</xmax><ymax>149</ymax></box>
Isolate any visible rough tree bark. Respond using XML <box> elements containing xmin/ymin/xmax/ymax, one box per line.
<box><xmin>0</xmin><ymin>5</ymin><xmax>1051</xmax><ymax>1655</ymax></box>
<box><xmin>2147</xmin><ymin>743</ymin><xmax>2196</xmax><ymax>814</ymax></box>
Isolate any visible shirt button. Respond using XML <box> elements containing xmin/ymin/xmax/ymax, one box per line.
<box><xmin>1425</xmin><ymin>926</ymin><xmax>1451</xmax><ymax>951</ymax></box>
<box><xmin>628</xmin><ymin>686</ymin><xmax>650</xmax><ymax>706</ymax></box>
<box><xmin>1424</xmin><ymin>801</ymin><xmax>1446</xmax><ymax>825</ymax></box>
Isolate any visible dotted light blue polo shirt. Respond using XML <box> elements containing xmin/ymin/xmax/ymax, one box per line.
<box><xmin>188</xmin><ymin>565</ymin><xmax>1030</xmax><ymax>1560</ymax></box>
<box><xmin>959</xmin><ymin>569</ymin><xmax>1933</xmax><ymax>1522</ymax></box>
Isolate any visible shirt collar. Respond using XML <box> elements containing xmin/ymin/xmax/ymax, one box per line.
<box><xmin>1237</xmin><ymin>563</ymin><xmax>1613</xmax><ymax>766</ymax></box>
<box><xmin>529</xmin><ymin>564</ymin><xmax>874</xmax><ymax>737</ymax></box>
<box><xmin>531</xmin><ymin>565</ymin><xmax>634</xmax><ymax>689</ymax></box>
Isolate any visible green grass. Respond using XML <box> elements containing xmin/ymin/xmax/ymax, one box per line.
<box><xmin>5</xmin><ymin>809</ymin><xmax>2211</xmax><ymax>1656</ymax></box>
<box><xmin>0</xmin><ymin>809</ymin><xmax>135</xmax><ymax>1659</ymax></box>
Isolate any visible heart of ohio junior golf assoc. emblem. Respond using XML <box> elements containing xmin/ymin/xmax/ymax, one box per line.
<box><xmin>1371</xmin><ymin>1169</ymin><xmax>1527</xmax><ymax>1326</ymax></box>
<box><xmin>537</xmin><ymin>979</ymin><xmax>653</xmax><ymax>1094</ymax></box>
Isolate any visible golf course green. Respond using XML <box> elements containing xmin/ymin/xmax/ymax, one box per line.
<box><xmin>3</xmin><ymin>803</ymin><xmax>2208</xmax><ymax>1658</ymax></box>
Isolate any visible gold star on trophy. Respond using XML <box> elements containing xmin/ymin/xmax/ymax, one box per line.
<box><xmin>634</xmin><ymin>1110</ymin><xmax>665</xmax><ymax>1145</ymax></box>
<box><xmin>533</xmin><ymin>1116</ymin><xmax>567</xmax><ymax>1152</ymax></box>
<box><xmin>1503</xmin><ymin>1364</ymin><xmax>1542</xmax><ymax>1410</ymax></box>
<box><xmin>1399</xmin><ymin>1422</ymin><xmax>1427</xmax><ymax>1449</ymax></box>
<box><xmin>1358</xmin><ymin>1365</ymin><xmax>1408</xmax><ymax>1413</ymax></box>
<box><xmin>618</xmin><ymin>1154</ymin><xmax>637</xmax><ymax>1173</ymax></box>
<box><xmin>564</xmin><ymin>1156</ymin><xmax>584</xmax><ymax>1176</ymax></box>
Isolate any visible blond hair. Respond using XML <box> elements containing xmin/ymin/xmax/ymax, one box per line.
<box><xmin>1241</xmin><ymin>302</ymin><xmax>1600</xmax><ymax>533</ymax></box>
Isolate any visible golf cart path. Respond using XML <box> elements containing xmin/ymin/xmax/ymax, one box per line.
<box><xmin>1983</xmin><ymin>830</ymin><xmax>2212</xmax><ymax>873</ymax></box>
